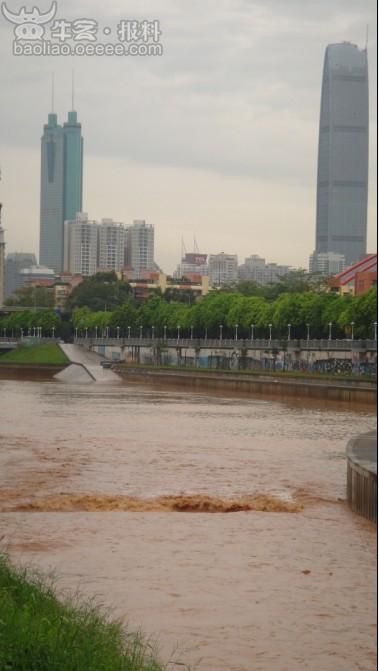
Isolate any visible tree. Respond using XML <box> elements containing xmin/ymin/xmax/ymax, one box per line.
<box><xmin>67</xmin><ymin>273</ymin><xmax>131</xmax><ymax>312</ymax></box>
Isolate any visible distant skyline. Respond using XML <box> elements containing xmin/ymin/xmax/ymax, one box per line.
<box><xmin>0</xmin><ymin>0</ymin><xmax>377</xmax><ymax>274</ymax></box>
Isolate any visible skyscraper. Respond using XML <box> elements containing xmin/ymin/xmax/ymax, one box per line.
<box><xmin>39</xmin><ymin>109</ymin><xmax>83</xmax><ymax>273</ymax></box>
<box><xmin>314</xmin><ymin>42</ymin><xmax>369</xmax><ymax>266</ymax></box>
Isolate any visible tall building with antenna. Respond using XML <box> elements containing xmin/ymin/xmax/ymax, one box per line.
<box><xmin>39</xmin><ymin>75</ymin><xmax>83</xmax><ymax>272</ymax></box>
<box><xmin>312</xmin><ymin>41</ymin><xmax>369</xmax><ymax>267</ymax></box>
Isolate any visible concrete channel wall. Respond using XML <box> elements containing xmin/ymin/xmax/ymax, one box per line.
<box><xmin>346</xmin><ymin>432</ymin><xmax>377</xmax><ymax>523</ymax></box>
<box><xmin>116</xmin><ymin>367</ymin><xmax>376</xmax><ymax>404</ymax></box>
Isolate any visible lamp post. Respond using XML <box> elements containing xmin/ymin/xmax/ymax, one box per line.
<box><xmin>139</xmin><ymin>325</ymin><xmax>143</xmax><ymax>340</ymax></box>
<box><xmin>177</xmin><ymin>325</ymin><xmax>181</xmax><ymax>342</ymax></box>
<box><xmin>190</xmin><ymin>325</ymin><xmax>194</xmax><ymax>340</ymax></box>
<box><xmin>128</xmin><ymin>326</ymin><xmax>131</xmax><ymax>339</ymax></box>
<box><xmin>306</xmin><ymin>323</ymin><xmax>310</xmax><ymax>341</ymax></box>
<box><xmin>116</xmin><ymin>326</ymin><xmax>120</xmax><ymax>339</ymax></box>
<box><xmin>268</xmin><ymin>323</ymin><xmax>272</xmax><ymax>341</ymax></box>
<box><xmin>219</xmin><ymin>324</ymin><xmax>223</xmax><ymax>343</ymax></box>
<box><xmin>75</xmin><ymin>328</ymin><xmax>78</xmax><ymax>340</ymax></box>
<box><xmin>163</xmin><ymin>325</ymin><xmax>167</xmax><ymax>340</ymax></box>
<box><xmin>20</xmin><ymin>328</ymin><xmax>23</xmax><ymax>340</ymax></box>
<box><xmin>106</xmin><ymin>327</ymin><xmax>109</xmax><ymax>339</ymax></box>
<box><xmin>52</xmin><ymin>327</ymin><xmax>55</xmax><ymax>339</ymax></box>
<box><xmin>95</xmin><ymin>326</ymin><xmax>98</xmax><ymax>339</ymax></box>
<box><xmin>328</xmin><ymin>322</ymin><xmax>332</xmax><ymax>341</ymax></box>
<box><xmin>374</xmin><ymin>322</ymin><xmax>377</xmax><ymax>341</ymax></box>
<box><xmin>152</xmin><ymin>326</ymin><xmax>155</xmax><ymax>340</ymax></box>
<box><xmin>287</xmin><ymin>323</ymin><xmax>291</xmax><ymax>341</ymax></box>
<box><xmin>250</xmin><ymin>324</ymin><xmax>255</xmax><ymax>341</ymax></box>
<box><xmin>234</xmin><ymin>324</ymin><xmax>238</xmax><ymax>341</ymax></box>
<box><xmin>350</xmin><ymin>321</ymin><xmax>354</xmax><ymax>341</ymax></box>
<box><xmin>85</xmin><ymin>328</ymin><xmax>88</xmax><ymax>339</ymax></box>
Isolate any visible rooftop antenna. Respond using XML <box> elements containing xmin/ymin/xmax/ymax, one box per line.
<box><xmin>51</xmin><ymin>72</ymin><xmax>55</xmax><ymax>112</ymax></box>
<box><xmin>193</xmin><ymin>237</ymin><xmax>199</xmax><ymax>254</ymax></box>
<box><xmin>71</xmin><ymin>69</ymin><xmax>75</xmax><ymax>110</ymax></box>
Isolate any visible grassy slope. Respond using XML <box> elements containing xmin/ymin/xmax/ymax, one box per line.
<box><xmin>0</xmin><ymin>343</ymin><xmax>69</xmax><ymax>365</ymax></box>
<box><xmin>0</xmin><ymin>555</ymin><xmax>167</xmax><ymax>671</ymax></box>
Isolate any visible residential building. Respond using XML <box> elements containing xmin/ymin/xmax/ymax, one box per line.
<box><xmin>123</xmin><ymin>272</ymin><xmax>209</xmax><ymax>301</ymax></box>
<box><xmin>64</xmin><ymin>213</ymin><xmax>98</xmax><ymax>276</ymax></box>
<box><xmin>309</xmin><ymin>251</ymin><xmax>346</xmax><ymax>276</ymax></box>
<box><xmin>5</xmin><ymin>252</ymin><xmax>37</xmax><ymax>299</ymax></box>
<box><xmin>125</xmin><ymin>220</ymin><xmax>155</xmax><ymax>279</ymax></box>
<box><xmin>209</xmin><ymin>253</ymin><xmax>238</xmax><ymax>287</ymax></box>
<box><xmin>39</xmin><ymin>109</ymin><xmax>83</xmax><ymax>273</ymax></box>
<box><xmin>238</xmin><ymin>255</ymin><xmax>290</xmax><ymax>285</ymax></box>
<box><xmin>98</xmin><ymin>219</ymin><xmax>127</xmax><ymax>272</ymax></box>
<box><xmin>314</xmin><ymin>42</ymin><xmax>369</xmax><ymax>266</ymax></box>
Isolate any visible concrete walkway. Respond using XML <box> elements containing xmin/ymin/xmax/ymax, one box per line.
<box><xmin>57</xmin><ymin>344</ymin><xmax>121</xmax><ymax>384</ymax></box>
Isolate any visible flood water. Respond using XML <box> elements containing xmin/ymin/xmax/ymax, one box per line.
<box><xmin>0</xmin><ymin>377</ymin><xmax>376</xmax><ymax>671</ymax></box>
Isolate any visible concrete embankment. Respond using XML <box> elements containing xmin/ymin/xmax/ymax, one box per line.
<box><xmin>346</xmin><ymin>432</ymin><xmax>377</xmax><ymax>523</ymax></box>
<box><xmin>116</xmin><ymin>366</ymin><xmax>377</xmax><ymax>404</ymax></box>
<box><xmin>57</xmin><ymin>344</ymin><xmax>120</xmax><ymax>384</ymax></box>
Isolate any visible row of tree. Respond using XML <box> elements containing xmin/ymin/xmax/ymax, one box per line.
<box><xmin>70</xmin><ymin>288</ymin><xmax>377</xmax><ymax>340</ymax></box>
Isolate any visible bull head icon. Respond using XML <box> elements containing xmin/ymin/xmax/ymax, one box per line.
<box><xmin>1</xmin><ymin>2</ymin><xmax>57</xmax><ymax>40</ymax></box>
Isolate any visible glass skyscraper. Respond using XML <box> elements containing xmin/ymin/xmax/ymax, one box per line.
<box><xmin>39</xmin><ymin>110</ymin><xmax>83</xmax><ymax>273</ymax></box>
<box><xmin>314</xmin><ymin>42</ymin><xmax>369</xmax><ymax>266</ymax></box>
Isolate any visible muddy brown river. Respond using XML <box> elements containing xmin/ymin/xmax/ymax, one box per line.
<box><xmin>0</xmin><ymin>377</ymin><xmax>376</xmax><ymax>670</ymax></box>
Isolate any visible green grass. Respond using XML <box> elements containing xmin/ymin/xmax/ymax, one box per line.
<box><xmin>0</xmin><ymin>343</ymin><xmax>69</xmax><ymax>365</ymax></box>
<box><xmin>0</xmin><ymin>554</ymin><xmax>172</xmax><ymax>671</ymax></box>
<box><xmin>117</xmin><ymin>362</ymin><xmax>375</xmax><ymax>384</ymax></box>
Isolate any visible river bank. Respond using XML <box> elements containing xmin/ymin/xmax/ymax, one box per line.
<box><xmin>115</xmin><ymin>365</ymin><xmax>377</xmax><ymax>405</ymax></box>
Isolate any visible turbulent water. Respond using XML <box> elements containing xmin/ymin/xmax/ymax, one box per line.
<box><xmin>0</xmin><ymin>376</ymin><xmax>376</xmax><ymax>671</ymax></box>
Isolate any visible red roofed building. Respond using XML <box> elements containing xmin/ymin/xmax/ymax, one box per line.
<box><xmin>329</xmin><ymin>254</ymin><xmax>377</xmax><ymax>295</ymax></box>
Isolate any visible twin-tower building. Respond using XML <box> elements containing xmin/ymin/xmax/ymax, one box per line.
<box><xmin>39</xmin><ymin>110</ymin><xmax>83</xmax><ymax>273</ymax></box>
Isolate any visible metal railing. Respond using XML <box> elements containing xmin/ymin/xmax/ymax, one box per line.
<box><xmin>75</xmin><ymin>337</ymin><xmax>378</xmax><ymax>351</ymax></box>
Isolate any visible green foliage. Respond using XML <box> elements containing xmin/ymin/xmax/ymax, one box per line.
<box><xmin>66</xmin><ymin>288</ymin><xmax>377</xmax><ymax>340</ymax></box>
<box><xmin>0</xmin><ymin>310</ymin><xmax>60</xmax><ymax>335</ymax></box>
<box><xmin>5</xmin><ymin>286</ymin><xmax>55</xmax><ymax>308</ymax></box>
<box><xmin>0</xmin><ymin>554</ymin><xmax>167</xmax><ymax>670</ymax></box>
<box><xmin>67</xmin><ymin>273</ymin><xmax>131</xmax><ymax>312</ymax></box>
<box><xmin>0</xmin><ymin>344</ymin><xmax>69</xmax><ymax>365</ymax></box>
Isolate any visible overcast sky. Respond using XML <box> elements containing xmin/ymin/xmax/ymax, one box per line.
<box><xmin>0</xmin><ymin>0</ymin><xmax>377</xmax><ymax>273</ymax></box>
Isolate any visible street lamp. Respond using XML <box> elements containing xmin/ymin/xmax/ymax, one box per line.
<box><xmin>128</xmin><ymin>326</ymin><xmax>131</xmax><ymax>339</ymax></box>
<box><xmin>139</xmin><ymin>325</ymin><xmax>143</xmax><ymax>340</ymax></box>
<box><xmin>163</xmin><ymin>325</ymin><xmax>167</xmax><ymax>340</ymax></box>
<box><xmin>287</xmin><ymin>323</ymin><xmax>291</xmax><ymax>341</ymax></box>
<box><xmin>250</xmin><ymin>323</ymin><xmax>255</xmax><ymax>341</ymax></box>
<box><xmin>95</xmin><ymin>326</ymin><xmax>98</xmax><ymax>339</ymax></box>
<box><xmin>52</xmin><ymin>326</ymin><xmax>55</xmax><ymax>339</ymax></box>
<box><xmin>328</xmin><ymin>322</ymin><xmax>333</xmax><ymax>341</ymax></box>
<box><xmin>106</xmin><ymin>327</ymin><xmax>110</xmax><ymax>339</ymax></box>
<box><xmin>350</xmin><ymin>321</ymin><xmax>355</xmax><ymax>341</ymax></box>
<box><xmin>190</xmin><ymin>325</ymin><xmax>194</xmax><ymax>340</ymax></box>
<box><xmin>234</xmin><ymin>324</ymin><xmax>238</xmax><ymax>341</ymax></box>
<box><xmin>374</xmin><ymin>322</ymin><xmax>377</xmax><ymax>341</ymax></box>
<box><xmin>20</xmin><ymin>328</ymin><xmax>23</xmax><ymax>340</ymax></box>
<box><xmin>268</xmin><ymin>323</ymin><xmax>272</xmax><ymax>341</ymax></box>
<box><xmin>116</xmin><ymin>326</ymin><xmax>120</xmax><ymax>339</ymax></box>
<box><xmin>219</xmin><ymin>324</ymin><xmax>223</xmax><ymax>342</ymax></box>
<box><xmin>85</xmin><ymin>328</ymin><xmax>88</xmax><ymax>339</ymax></box>
<box><xmin>152</xmin><ymin>325</ymin><xmax>155</xmax><ymax>340</ymax></box>
<box><xmin>177</xmin><ymin>325</ymin><xmax>181</xmax><ymax>342</ymax></box>
<box><xmin>306</xmin><ymin>323</ymin><xmax>310</xmax><ymax>341</ymax></box>
<box><xmin>75</xmin><ymin>328</ymin><xmax>78</xmax><ymax>340</ymax></box>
